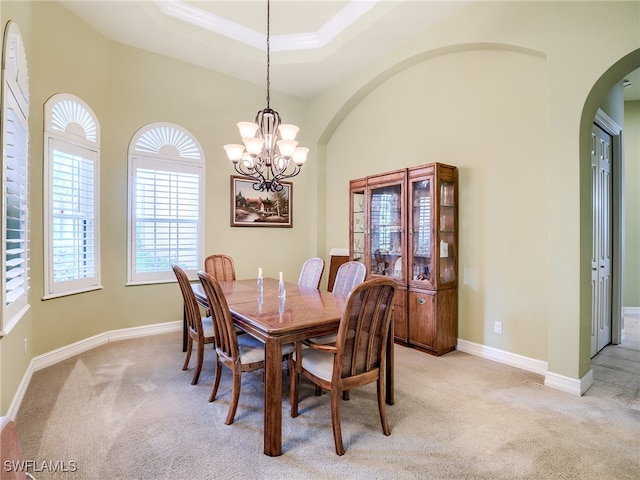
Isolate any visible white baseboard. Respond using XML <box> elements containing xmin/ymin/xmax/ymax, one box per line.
<box><xmin>8</xmin><ymin>323</ymin><xmax>596</xmax><ymax>420</ymax></box>
<box><xmin>624</xmin><ymin>306</ymin><xmax>640</xmax><ymax>317</ymax></box>
<box><xmin>456</xmin><ymin>339</ymin><xmax>591</xmax><ymax>396</ymax></box>
<box><xmin>456</xmin><ymin>339</ymin><xmax>548</xmax><ymax>375</ymax></box>
<box><xmin>6</xmin><ymin>321</ymin><xmax>181</xmax><ymax>420</ymax></box>
<box><xmin>544</xmin><ymin>369</ymin><xmax>593</xmax><ymax>396</ymax></box>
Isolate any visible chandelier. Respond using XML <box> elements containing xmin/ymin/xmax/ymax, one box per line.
<box><xmin>223</xmin><ymin>0</ymin><xmax>309</xmax><ymax>192</ymax></box>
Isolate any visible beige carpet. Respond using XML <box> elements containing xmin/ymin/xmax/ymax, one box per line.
<box><xmin>15</xmin><ymin>332</ymin><xmax>640</xmax><ymax>480</ymax></box>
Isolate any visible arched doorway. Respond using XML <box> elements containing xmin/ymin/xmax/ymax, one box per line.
<box><xmin>580</xmin><ymin>50</ymin><xmax>640</xmax><ymax>390</ymax></box>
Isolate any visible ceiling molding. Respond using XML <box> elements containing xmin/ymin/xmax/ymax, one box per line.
<box><xmin>154</xmin><ymin>0</ymin><xmax>380</xmax><ymax>52</ymax></box>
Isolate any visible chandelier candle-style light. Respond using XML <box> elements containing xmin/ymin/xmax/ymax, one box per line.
<box><xmin>223</xmin><ymin>0</ymin><xmax>309</xmax><ymax>192</ymax></box>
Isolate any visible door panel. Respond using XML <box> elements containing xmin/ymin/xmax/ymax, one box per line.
<box><xmin>591</xmin><ymin>123</ymin><xmax>612</xmax><ymax>357</ymax></box>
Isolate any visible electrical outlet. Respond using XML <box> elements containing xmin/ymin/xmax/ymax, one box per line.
<box><xmin>494</xmin><ymin>321</ymin><xmax>503</xmax><ymax>334</ymax></box>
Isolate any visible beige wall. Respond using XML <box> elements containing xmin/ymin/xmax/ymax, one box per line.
<box><xmin>324</xmin><ymin>48</ymin><xmax>549</xmax><ymax>360</ymax></box>
<box><xmin>624</xmin><ymin>100</ymin><xmax>640</xmax><ymax>308</ymax></box>
<box><xmin>1</xmin><ymin>1</ymin><xmax>639</xmax><ymax>414</ymax></box>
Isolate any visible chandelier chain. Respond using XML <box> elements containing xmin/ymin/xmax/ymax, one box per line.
<box><xmin>266</xmin><ymin>0</ymin><xmax>271</xmax><ymax>109</ymax></box>
<box><xmin>223</xmin><ymin>0</ymin><xmax>309</xmax><ymax>193</ymax></box>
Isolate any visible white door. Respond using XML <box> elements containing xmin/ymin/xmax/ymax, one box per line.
<box><xmin>591</xmin><ymin>123</ymin><xmax>613</xmax><ymax>357</ymax></box>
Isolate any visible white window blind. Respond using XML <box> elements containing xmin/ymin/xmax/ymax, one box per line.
<box><xmin>371</xmin><ymin>192</ymin><xmax>394</xmax><ymax>250</ymax></box>
<box><xmin>134</xmin><ymin>162</ymin><xmax>200</xmax><ymax>272</ymax></box>
<box><xmin>128</xmin><ymin>124</ymin><xmax>204</xmax><ymax>284</ymax></box>
<box><xmin>417</xmin><ymin>194</ymin><xmax>431</xmax><ymax>257</ymax></box>
<box><xmin>4</xmin><ymin>96</ymin><xmax>28</xmax><ymax>306</ymax></box>
<box><xmin>2</xmin><ymin>21</ymin><xmax>30</xmax><ymax>334</ymax></box>
<box><xmin>49</xmin><ymin>143</ymin><xmax>99</xmax><ymax>290</ymax></box>
<box><xmin>44</xmin><ymin>94</ymin><xmax>101</xmax><ymax>298</ymax></box>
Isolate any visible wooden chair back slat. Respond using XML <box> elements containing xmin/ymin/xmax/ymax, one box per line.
<box><xmin>204</xmin><ymin>254</ymin><xmax>236</xmax><ymax>282</ymax></box>
<box><xmin>336</xmin><ymin>278</ymin><xmax>396</xmax><ymax>379</ymax></box>
<box><xmin>172</xmin><ymin>264</ymin><xmax>203</xmax><ymax>337</ymax></box>
<box><xmin>198</xmin><ymin>271</ymin><xmax>239</xmax><ymax>360</ymax></box>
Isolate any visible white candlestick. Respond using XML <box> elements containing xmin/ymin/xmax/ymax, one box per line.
<box><xmin>258</xmin><ymin>267</ymin><xmax>263</xmax><ymax>278</ymax></box>
<box><xmin>279</xmin><ymin>271</ymin><xmax>283</xmax><ymax>282</ymax></box>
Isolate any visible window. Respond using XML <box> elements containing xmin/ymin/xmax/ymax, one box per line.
<box><xmin>43</xmin><ymin>94</ymin><xmax>101</xmax><ymax>298</ymax></box>
<box><xmin>127</xmin><ymin>123</ymin><xmax>205</xmax><ymax>284</ymax></box>
<box><xmin>1</xmin><ymin>21</ymin><xmax>29</xmax><ymax>334</ymax></box>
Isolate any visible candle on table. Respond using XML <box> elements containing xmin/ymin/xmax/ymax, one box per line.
<box><xmin>277</xmin><ymin>271</ymin><xmax>286</xmax><ymax>299</ymax></box>
<box><xmin>257</xmin><ymin>267</ymin><xmax>264</xmax><ymax>293</ymax></box>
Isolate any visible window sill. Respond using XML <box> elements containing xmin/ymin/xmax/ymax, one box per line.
<box><xmin>0</xmin><ymin>303</ymin><xmax>30</xmax><ymax>338</ymax></box>
<box><xmin>42</xmin><ymin>285</ymin><xmax>103</xmax><ymax>301</ymax></box>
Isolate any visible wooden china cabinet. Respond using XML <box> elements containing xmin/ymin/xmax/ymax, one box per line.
<box><xmin>349</xmin><ymin>163</ymin><xmax>458</xmax><ymax>356</ymax></box>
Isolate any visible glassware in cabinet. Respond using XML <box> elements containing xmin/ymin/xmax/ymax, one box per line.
<box><xmin>369</xmin><ymin>184</ymin><xmax>403</xmax><ymax>279</ymax></box>
<box><xmin>349</xmin><ymin>179</ymin><xmax>366</xmax><ymax>265</ymax></box>
<box><xmin>438</xmin><ymin>179</ymin><xmax>456</xmax><ymax>285</ymax></box>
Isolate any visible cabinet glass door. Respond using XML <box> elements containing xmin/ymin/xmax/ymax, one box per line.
<box><xmin>411</xmin><ymin>178</ymin><xmax>433</xmax><ymax>287</ymax></box>
<box><xmin>351</xmin><ymin>190</ymin><xmax>366</xmax><ymax>265</ymax></box>
<box><xmin>411</xmin><ymin>178</ymin><xmax>433</xmax><ymax>286</ymax></box>
<box><xmin>369</xmin><ymin>185</ymin><xmax>403</xmax><ymax>280</ymax></box>
<box><xmin>438</xmin><ymin>180</ymin><xmax>456</xmax><ymax>284</ymax></box>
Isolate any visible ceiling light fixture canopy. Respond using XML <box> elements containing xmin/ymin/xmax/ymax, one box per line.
<box><xmin>223</xmin><ymin>0</ymin><xmax>309</xmax><ymax>192</ymax></box>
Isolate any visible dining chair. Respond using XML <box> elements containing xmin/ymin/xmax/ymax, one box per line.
<box><xmin>289</xmin><ymin>277</ymin><xmax>397</xmax><ymax>456</ymax></box>
<box><xmin>331</xmin><ymin>261</ymin><xmax>367</xmax><ymax>296</ymax></box>
<box><xmin>298</xmin><ymin>257</ymin><xmax>325</xmax><ymax>289</ymax></box>
<box><xmin>172</xmin><ymin>264</ymin><xmax>215</xmax><ymax>385</ymax></box>
<box><xmin>204</xmin><ymin>254</ymin><xmax>236</xmax><ymax>281</ymax></box>
<box><xmin>308</xmin><ymin>260</ymin><xmax>367</xmax><ymax>345</ymax></box>
<box><xmin>197</xmin><ymin>271</ymin><xmax>294</xmax><ymax>425</ymax></box>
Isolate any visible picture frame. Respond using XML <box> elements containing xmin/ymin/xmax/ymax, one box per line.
<box><xmin>230</xmin><ymin>176</ymin><xmax>293</xmax><ymax>227</ymax></box>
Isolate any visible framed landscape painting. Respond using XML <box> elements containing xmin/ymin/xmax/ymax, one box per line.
<box><xmin>230</xmin><ymin>176</ymin><xmax>293</xmax><ymax>227</ymax></box>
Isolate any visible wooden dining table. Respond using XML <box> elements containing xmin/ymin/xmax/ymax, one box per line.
<box><xmin>190</xmin><ymin>277</ymin><xmax>395</xmax><ymax>457</ymax></box>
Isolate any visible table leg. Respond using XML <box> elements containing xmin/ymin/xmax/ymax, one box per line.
<box><xmin>263</xmin><ymin>337</ymin><xmax>283</xmax><ymax>456</ymax></box>
<box><xmin>386</xmin><ymin>320</ymin><xmax>395</xmax><ymax>405</ymax></box>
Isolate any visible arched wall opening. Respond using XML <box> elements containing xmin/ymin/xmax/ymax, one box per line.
<box><xmin>579</xmin><ymin>49</ymin><xmax>640</xmax><ymax>379</ymax></box>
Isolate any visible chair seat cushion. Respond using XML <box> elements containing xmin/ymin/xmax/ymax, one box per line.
<box><xmin>201</xmin><ymin>316</ymin><xmax>215</xmax><ymax>338</ymax></box>
<box><xmin>281</xmin><ymin>343</ymin><xmax>295</xmax><ymax>355</ymax></box>
<box><xmin>237</xmin><ymin>334</ymin><xmax>266</xmax><ymax>364</ymax></box>
<box><xmin>299</xmin><ymin>348</ymin><xmax>334</xmax><ymax>382</ymax></box>
<box><xmin>307</xmin><ymin>333</ymin><xmax>336</xmax><ymax>344</ymax></box>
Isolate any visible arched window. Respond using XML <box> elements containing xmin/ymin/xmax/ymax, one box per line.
<box><xmin>1</xmin><ymin>21</ymin><xmax>29</xmax><ymax>334</ymax></box>
<box><xmin>127</xmin><ymin>123</ymin><xmax>205</xmax><ymax>284</ymax></box>
<box><xmin>43</xmin><ymin>94</ymin><xmax>101</xmax><ymax>298</ymax></box>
